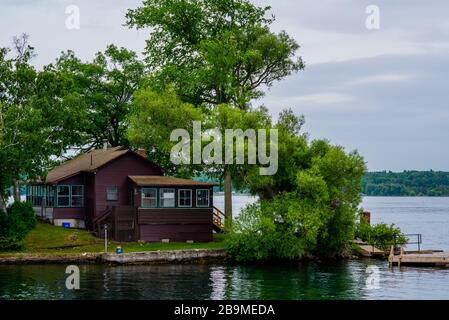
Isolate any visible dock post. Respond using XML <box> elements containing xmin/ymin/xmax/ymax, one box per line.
<box><xmin>398</xmin><ymin>246</ymin><xmax>404</xmax><ymax>268</ymax></box>
<box><xmin>388</xmin><ymin>245</ymin><xmax>394</xmax><ymax>267</ymax></box>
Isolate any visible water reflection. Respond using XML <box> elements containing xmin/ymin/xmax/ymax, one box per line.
<box><xmin>1</xmin><ymin>259</ymin><xmax>449</xmax><ymax>299</ymax></box>
<box><xmin>0</xmin><ymin>261</ymin><xmax>376</xmax><ymax>300</ymax></box>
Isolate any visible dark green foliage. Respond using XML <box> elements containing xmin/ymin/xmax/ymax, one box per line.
<box><xmin>0</xmin><ymin>236</ymin><xmax>22</xmax><ymax>251</ymax></box>
<box><xmin>355</xmin><ymin>222</ymin><xmax>407</xmax><ymax>251</ymax></box>
<box><xmin>0</xmin><ymin>202</ymin><xmax>36</xmax><ymax>251</ymax></box>
<box><xmin>54</xmin><ymin>44</ymin><xmax>145</xmax><ymax>149</ymax></box>
<box><xmin>0</xmin><ymin>209</ymin><xmax>9</xmax><ymax>237</ymax></box>
<box><xmin>8</xmin><ymin>202</ymin><xmax>36</xmax><ymax>238</ymax></box>
<box><xmin>225</xmin><ymin>115</ymin><xmax>367</xmax><ymax>261</ymax></box>
<box><xmin>0</xmin><ymin>34</ymin><xmax>86</xmax><ymax>206</ymax></box>
<box><xmin>225</xmin><ymin>195</ymin><xmax>323</xmax><ymax>262</ymax></box>
<box><xmin>362</xmin><ymin>171</ymin><xmax>449</xmax><ymax>196</ymax></box>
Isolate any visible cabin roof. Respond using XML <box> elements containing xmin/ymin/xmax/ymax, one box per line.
<box><xmin>128</xmin><ymin>175</ymin><xmax>218</xmax><ymax>187</ymax></box>
<box><xmin>45</xmin><ymin>146</ymin><xmax>163</xmax><ymax>183</ymax></box>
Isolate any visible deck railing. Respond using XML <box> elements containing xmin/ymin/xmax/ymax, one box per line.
<box><xmin>394</xmin><ymin>233</ymin><xmax>422</xmax><ymax>253</ymax></box>
<box><xmin>92</xmin><ymin>207</ymin><xmax>113</xmax><ymax>236</ymax></box>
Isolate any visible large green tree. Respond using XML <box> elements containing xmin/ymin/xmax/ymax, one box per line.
<box><xmin>126</xmin><ymin>0</ymin><xmax>304</xmax><ymax>219</ymax></box>
<box><xmin>54</xmin><ymin>45</ymin><xmax>145</xmax><ymax>151</ymax></box>
<box><xmin>0</xmin><ymin>34</ymin><xmax>85</xmax><ymax>207</ymax></box>
<box><xmin>128</xmin><ymin>87</ymin><xmax>204</xmax><ymax>176</ymax></box>
<box><xmin>127</xmin><ymin>88</ymin><xmax>273</xmax><ymax>185</ymax></box>
<box><xmin>225</xmin><ymin>112</ymin><xmax>367</xmax><ymax>261</ymax></box>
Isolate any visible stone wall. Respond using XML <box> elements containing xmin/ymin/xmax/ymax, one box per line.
<box><xmin>102</xmin><ymin>249</ymin><xmax>226</xmax><ymax>265</ymax></box>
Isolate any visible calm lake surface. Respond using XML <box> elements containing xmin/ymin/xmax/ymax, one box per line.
<box><xmin>1</xmin><ymin>196</ymin><xmax>449</xmax><ymax>300</ymax></box>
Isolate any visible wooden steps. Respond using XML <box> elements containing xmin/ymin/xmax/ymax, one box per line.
<box><xmin>213</xmin><ymin>206</ymin><xmax>225</xmax><ymax>233</ymax></box>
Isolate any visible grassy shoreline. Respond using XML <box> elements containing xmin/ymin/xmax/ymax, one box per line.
<box><xmin>0</xmin><ymin>222</ymin><xmax>225</xmax><ymax>259</ymax></box>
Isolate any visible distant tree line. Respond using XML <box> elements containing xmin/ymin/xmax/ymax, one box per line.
<box><xmin>362</xmin><ymin>171</ymin><xmax>449</xmax><ymax>196</ymax></box>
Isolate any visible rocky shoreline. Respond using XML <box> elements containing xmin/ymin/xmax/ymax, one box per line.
<box><xmin>0</xmin><ymin>249</ymin><xmax>227</xmax><ymax>265</ymax></box>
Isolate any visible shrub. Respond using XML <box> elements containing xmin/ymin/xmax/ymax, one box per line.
<box><xmin>355</xmin><ymin>222</ymin><xmax>407</xmax><ymax>251</ymax></box>
<box><xmin>7</xmin><ymin>201</ymin><xmax>36</xmax><ymax>239</ymax></box>
<box><xmin>0</xmin><ymin>209</ymin><xmax>9</xmax><ymax>237</ymax></box>
<box><xmin>0</xmin><ymin>236</ymin><xmax>22</xmax><ymax>251</ymax></box>
<box><xmin>225</xmin><ymin>193</ymin><xmax>328</xmax><ymax>262</ymax></box>
<box><xmin>0</xmin><ymin>202</ymin><xmax>36</xmax><ymax>251</ymax></box>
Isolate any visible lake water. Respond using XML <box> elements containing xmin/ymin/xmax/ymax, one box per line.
<box><xmin>1</xmin><ymin>196</ymin><xmax>449</xmax><ymax>300</ymax></box>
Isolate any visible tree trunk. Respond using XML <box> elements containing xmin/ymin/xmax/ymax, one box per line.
<box><xmin>261</xmin><ymin>185</ymin><xmax>275</xmax><ymax>200</ymax></box>
<box><xmin>13</xmin><ymin>179</ymin><xmax>20</xmax><ymax>203</ymax></box>
<box><xmin>0</xmin><ymin>195</ymin><xmax>6</xmax><ymax>212</ymax></box>
<box><xmin>224</xmin><ymin>170</ymin><xmax>233</xmax><ymax>226</ymax></box>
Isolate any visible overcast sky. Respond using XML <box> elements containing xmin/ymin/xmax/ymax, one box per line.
<box><xmin>1</xmin><ymin>0</ymin><xmax>448</xmax><ymax>171</ymax></box>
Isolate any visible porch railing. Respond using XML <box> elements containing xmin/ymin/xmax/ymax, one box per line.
<box><xmin>213</xmin><ymin>206</ymin><xmax>225</xmax><ymax>232</ymax></box>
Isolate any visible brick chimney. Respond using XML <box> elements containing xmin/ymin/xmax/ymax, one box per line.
<box><xmin>136</xmin><ymin>148</ymin><xmax>147</xmax><ymax>159</ymax></box>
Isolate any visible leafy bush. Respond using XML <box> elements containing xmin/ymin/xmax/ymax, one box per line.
<box><xmin>225</xmin><ymin>193</ymin><xmax>362</xmax><ymax>262</ymax></box>
<box><xmin>226</xmin><ymin>138</ymin><xmax>366</xmax><ymax>262</ymax></box>
<box><xmin>0</xmin><ymin>209</ymin><xmax>9</xmax><ymax>237</ymax></box>
<box><xmin>0</xmin><ymin>202</ymin><xmax>36</xmax><ymax>251</ymax></box>
<box><xmin>0</xmin><ymin>236</ymin><xmax>22</xmax><ymax>251</ymax></box>
<box><xmin>355</xmin><ymin>222</ymin><xmax>407</xmax><ymax>250</ymax></box>
<box><xmin>0</xmin><ymin>210</ymin><xmax>22</xmax><ymax>250</ymax></box>
<box><xmin>7</xmin><ymin>201</ymin><xmax>36</xmax><ymax>239</ymax></box>
<box><xmin>225</xmin><ymin>195</ymin><xmax>319</xmax><ymax>262</ymax></box>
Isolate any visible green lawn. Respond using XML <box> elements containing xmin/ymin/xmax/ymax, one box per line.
<box><xmin>0</xmin><ymin>222</ymin><xmax>225</xmax><ymax>257</ymax></box>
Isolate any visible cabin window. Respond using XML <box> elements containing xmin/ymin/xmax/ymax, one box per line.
<box><xmin>141</xmin><ymin>188</ymin><xmax>157</xmax><ymax>208</ymax></box>
<box><xmin>178</xmin><ymin>189</ymin><xmax>192</xmax><ymax>207</ymax></box>
<box><xmin>27</xmin><ymin>185</ymin><xmax>55</xmax><ymax>207</ymax></box>
<box><xmin>71</xmin><ymin>185</ymin><xmax>84</xmax><ymax>207</ymax></box>
<box><xmin>196</xmin><ymin>189</ymin><xmax>210</xmax><ymax>207</ymax></box>
<box><xmin>160</xmin><ymin>188</ymin><xmax>175</xmax><ymax>207</ymax></box>
<box><xmin>56</xmin><ymin>186</ymin><xmax>70</xmax><ymax>207</ymax></box>
<box><xmin>106</xmin><ymin>186</ymin><xmax>118</xmax><ymax>201</ymax></box>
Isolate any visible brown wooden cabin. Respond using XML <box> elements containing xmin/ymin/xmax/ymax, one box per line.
<box><xmin>26</xmin><ymin>146</ymin><xmax>224</xmax><ymax>242</ymax></box>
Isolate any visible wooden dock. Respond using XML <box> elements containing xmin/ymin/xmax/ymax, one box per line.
<box><xmin>352</xmin><ymin>240</ymin><xmax>385</xmax><ymax>257</ymax></box>
<box><xmin>388</xmin><ymin>246</ymin><xmax>449</xmax><ymax>267</ymax></box>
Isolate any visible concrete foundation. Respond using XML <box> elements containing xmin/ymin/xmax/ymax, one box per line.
<box><xmin>53</xmin><ymin>219</ymin><xmax>86</xmax><ymax>229</ymax></box>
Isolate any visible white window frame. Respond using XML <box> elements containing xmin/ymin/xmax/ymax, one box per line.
<box><xmin>178</xmin><ymin>189</ymin><xmax>192</xmax><ymax>208</ymax></box>
<box><xmin>160</xmin><ymin>188</ymin><xmax>176</xmax><ymax>208</ymax></box>
<box><xmin>56</xmin><ymin>185</ymin><xmax>71</xmax><ymax>208</ymax></box>
<box><xmin>71</xmin><ymin>185</ymin><xmax>84</xmax><ymax>208</ymax></box>
<box><xmin>196</xmin><ymin>189</ymin><xmax>210</xmax><ymax>207</ymax></box>
<box><xmin>106</xmin><ymin>186</ymin><xmax>119</xmax><ymax>201</ymax></box>
<box><xmin>141</xmin><ymin>188</ymin><xmax>157</xmax><ymax>208</ymax></box>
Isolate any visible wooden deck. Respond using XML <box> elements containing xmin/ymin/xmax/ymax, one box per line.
<box><xmin>388</xmin><ymin>246</ymin><xmax>449</xmax><ymax>267</ymax></box>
